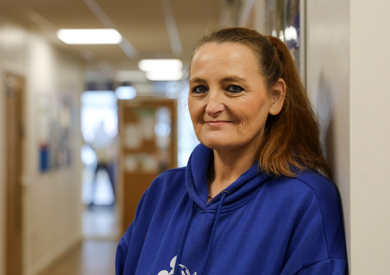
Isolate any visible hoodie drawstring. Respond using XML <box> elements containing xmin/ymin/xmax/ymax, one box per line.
<box><xmin>174</xmin><ymin>190</ymin><xmax>229</xmax><ymax>275</ymax></box>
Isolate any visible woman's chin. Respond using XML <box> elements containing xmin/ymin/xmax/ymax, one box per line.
<box><xmin>199</xmin><ymin>135</ymin><xmax>259</xmax><ymax>155</ymax></box>
<box><xmin>200</xmin><ymin>139</ymin><xmax>237</xmax><ymax>152</ymax></box>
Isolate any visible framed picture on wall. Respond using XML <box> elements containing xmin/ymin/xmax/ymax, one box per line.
<box><xmin>49</xmin><ymin>95</ymin><xmax>74</xmax><ymax>169</ymax></box>
<box><xmin>38</xmin><ymin>94</ymin><xmax>76</xmax><ymax>173</ymax></box>
<box><xmin>265</xmin><ymin>0</ymin><xmax>306</xmax><ymax>86</ymax></box>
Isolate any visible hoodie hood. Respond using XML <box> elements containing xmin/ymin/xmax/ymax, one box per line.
<box><xmin>186</xmin><ymin>144</ymin><xmax>272</xmax><ymax>210</ymax></box>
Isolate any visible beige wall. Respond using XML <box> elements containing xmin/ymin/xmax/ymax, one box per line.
<box><xmin>0</xmin><ymin>19</ymin><xmax>84</xmax><ymax>275</ymax></box>
<box><xmin>350</xmin><ymin>0</ymin><xmax>390</xmax><ymax>274</ymax></box>
<box><xmin>306</xmin><ymin>0</ymin><xmax>351</xmax><ymax>264</ymax></box>
<box><xmin>307</xmin><ymin>0</ymin><xmax>390</xmax><ymax>273</ymax></box>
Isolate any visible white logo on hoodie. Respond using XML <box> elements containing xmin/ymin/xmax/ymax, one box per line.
<box><xmin>158</xmin><ymin>256</ymin><xmax>197</xmax><ymax>275</ymax></box>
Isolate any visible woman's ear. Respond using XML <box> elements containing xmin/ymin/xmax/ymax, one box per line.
<box><xmin>269</xmin><ymin>78</ymin><xmax>286</xmax><ymax>115</ymax></box>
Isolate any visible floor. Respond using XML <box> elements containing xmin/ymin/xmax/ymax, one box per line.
<box><xmin>37</xmin><ymin>166</ymin><xmax>119</xmax><ymax>275</ymax></box>
<box><xmin>37</xmin><ymin>239</ymin><xmax>118</xmax><ymax>275</ymax></box>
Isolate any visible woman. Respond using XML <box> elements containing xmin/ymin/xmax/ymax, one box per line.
<box><xmin>116</xmin><ymin>27</ymin><xmax>347</xmax><ymax>275</ymax></box>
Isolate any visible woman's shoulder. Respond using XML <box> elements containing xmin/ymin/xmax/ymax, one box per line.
<box><xmin>153</xmin><ymin>166</ymin><xmax>187</xmax><ymax>184</ymax></box>
<box><xmin>292</xmin><ymin>170</ymin><xmax>340</xmax><ymax>202</ymax></box>
<box><xmin>143</xmin><ymin>166</ymin><xmax>188</xmax><ymax>198</ymax></box>
<box><xmin>269</xmin><ymin>170</ymin><xmax>343</xmax><ymax>219</ymax></box>
<box><xmin>263</xmin><ymin>170</ymin><xmax>341</xmax><ymax>211</ymax></box>
<box><xmin>270</xmin><ymin>170</ymin><xmax>337</xmax><ymax>195</ymax></box>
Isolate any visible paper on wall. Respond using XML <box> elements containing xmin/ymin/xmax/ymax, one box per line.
<box><xmin>125</xmin><ymin>124</ymin><xmax>142</xmax><ymax>149</ymax></box>
<box><xmin>124</xmin><ymin>153</ymin><xmax>159</xmax><ymax>173</ymax></box>
<box><xmin>124</xmin><ymin>154</ymin><xmax>138</xmax><ymax>172</ymax></box>
<box><xmin>140</xmin><ymin>154</ymin><xmax>159</xmax><ymax>173</ymax></box>
<box><xmin>140</xmin><ymin>116</ymin><xmax>155</xmax><ymax>140</ymax></box>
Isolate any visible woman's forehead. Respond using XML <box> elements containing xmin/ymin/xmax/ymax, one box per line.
<box><xmin>190</xmin><ymin>42</ymin><xmax>261</xmax><ymax>78</ymax></box>
<box><xmin>194</xmin><ymin>42</ymin><xmax>255</xmax><ymax>58</ymax></box>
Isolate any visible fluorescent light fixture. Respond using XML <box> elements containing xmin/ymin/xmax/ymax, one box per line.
<box><xmin>57</xmin><ymin>29</ymin><xmax>122</xmax><ymax>44</ymax></box>
<box><xmin>138</xmin><ymin>59</ymin><xmax>183</xmax><ymax>72</ymax></box>
<box><xmin>115</xmin><ymin>86</ymin><xmax>137</xmax><ymax>100</ymax></box>
<box><xmin>145</xmin><ymin>71</ymin><xmax>183</xmax><ymax>81</ymax></box>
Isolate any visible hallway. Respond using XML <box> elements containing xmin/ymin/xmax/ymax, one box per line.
<box><xmin>37</xmin><ymin>206</ymin><xmax>118</xmax><ymax>275</ymax></box>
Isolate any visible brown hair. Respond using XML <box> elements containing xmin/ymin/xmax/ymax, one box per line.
<box><xmin>191</xmin><ymin>27</ymin><xmax>331</xmax><ymax>178</ymax></box>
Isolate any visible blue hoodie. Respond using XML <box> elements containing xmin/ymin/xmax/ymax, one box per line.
<box><xmin>116</xmin><ymin>144</ymin><xmax>348</xmax><ymax>274</ymax></box>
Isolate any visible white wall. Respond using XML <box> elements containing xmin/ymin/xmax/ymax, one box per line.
<box><xmin>306</xmin><ymin>0</ymin><xmax>351</xmax><ymax>264</ymax></box>
<box><xmin>307</xmin><ymin>0</ymin><xmax>390</xmax><ymax>273</ymax></box>
<box><xmin>350</xmin><ymin>0</ymin><xmax>390</xmax><ymax>274</ymax></box>
<box><xmin>0</xmin><ymin>19</ymin><xmax>84</xmax><ymax>275</ymax></box>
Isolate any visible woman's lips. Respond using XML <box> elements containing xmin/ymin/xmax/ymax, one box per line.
<box><xmin>205</xmin><ymin>120</ymin><xmax>231</xmax><ymax>126</ymax></box>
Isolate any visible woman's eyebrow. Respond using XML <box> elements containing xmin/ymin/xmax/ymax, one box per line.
<box><xmin>190</xmin><ymin>76</ymin><xmax>246</xmax><ymax>84</ymax></box>
<box><xmin>189</xmin><ymin>77</ymin><xmax>206</xmax><ymax>84</ymax></box>
<box><xmin>220</xmin><ymin>76</ymin><xmax>245</xmax><ymax>83</ymax></box>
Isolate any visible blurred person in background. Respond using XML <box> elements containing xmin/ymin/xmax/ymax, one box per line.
<box><xmin>89</xmin><ymin>121</ymin><xmax>117</xmax><ymax>206</ymax></box>
<box><xmin>116</xmin><ymin>27</ymin><xmax>347</xmax><ymax>274</ymax></box>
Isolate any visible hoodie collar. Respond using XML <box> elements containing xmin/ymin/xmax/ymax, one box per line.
<box><xmin>186</xmin><ymin>144</ymin><xmax>271</xmax><ymax>210</ymax></box>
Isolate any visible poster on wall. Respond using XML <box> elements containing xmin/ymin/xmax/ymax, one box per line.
<box><xmin>49</xmin><ymin>96</ymin><xmax>74</xmax><ymax>169</ymax></box>
<box><xmin>38</xmin><ymin>94</ymin><xmax>76</xmax><ymax>173</ymax></box>
<box><xmin>265</xmin><ymin>0</ymin><xmax>305</xmax><ymax>84</ymax></box>
<box><xmin>38</xmin><ymin>95</ymin><xmax>51</xmax><ymax>172</ymax></box>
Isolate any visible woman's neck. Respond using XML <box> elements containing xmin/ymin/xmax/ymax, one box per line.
<box><xmin>208</xmin><ymin>146</ymin><xmax>257</xmax><ymax>198</ymax></box>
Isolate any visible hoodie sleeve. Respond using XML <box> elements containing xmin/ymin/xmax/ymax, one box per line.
<box><xmin>115</xmin><ymin>224</ymin><xmax>132</xmax><ymax>275</ymax></box>
<box><xmin>280</xmin><ymin>178</ymin><xmax>348</xmax><ymax>275</ymax></box>
<box><xmin>115</xmin><ymin>193</ymin><xmax>146</xmax><ymax>275</ymax></box>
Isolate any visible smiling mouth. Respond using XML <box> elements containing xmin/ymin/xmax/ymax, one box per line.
<box><xmin>204</xmin><ymin>120</ymin><xmax>232</xmax><ymax>126</ymax></box>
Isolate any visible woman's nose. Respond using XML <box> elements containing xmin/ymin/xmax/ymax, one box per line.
<box><xmin>205</xmin><ymin>91</ymin><xmax>225</xmax><ymax>117</ymax></box>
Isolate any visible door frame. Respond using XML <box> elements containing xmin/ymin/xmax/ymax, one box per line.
<box><xmin>4</xmin><ymin>72</ymin><xmax>25</xmax><ymax>275</ymax></box>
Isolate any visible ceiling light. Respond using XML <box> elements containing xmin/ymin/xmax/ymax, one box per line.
<box><xmin>145</xmin><ymin>71</ymin><xmax>183</xmax><ymax>81</ymax></box>
<box><xmin>115</xmin><ymin>86</ymin><xmax>137</xmax><ymax>100</ymax></box>
<box><xmin>57</xmin><ymin>29</ymin><xmax>122</xmax><ymax>44</ymax></box>
<box><xmin>138</xmin><ymin>59</ymin><xmax>183</xmax><ymax>72</ymax></box>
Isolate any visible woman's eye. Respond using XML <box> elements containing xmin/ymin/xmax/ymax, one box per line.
<box><xmin>193</xmin><ymin>85</ymin><xmax>208</xmax><ymax>94</ymax></box>
<box><xmin>227</xmin><ymin>85</ymin><xmax>244</xmax><ymax>93</ymax></box>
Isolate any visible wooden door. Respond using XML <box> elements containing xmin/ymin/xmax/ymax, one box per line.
<box><xmin>118</xmin><ymin>98</ymin><xmax>177</xmax><ymax>233</ymax></box>
<box><xmin>5</xmin><ymin>73</ymin><xmax>25</xmax><ymax>275</ymax></box>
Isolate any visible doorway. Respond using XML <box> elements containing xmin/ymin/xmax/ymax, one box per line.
<box><xmin>5</xmin><ymin>73</ymin><xmax>25</xmax><ymax>275</ymax></box>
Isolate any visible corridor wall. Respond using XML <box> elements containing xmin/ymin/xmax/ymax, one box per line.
<box><xmin>306</xmin><ymin>0</ymin><xmax>390</xmax><ymax>273</ymax></box>
<box><xmin>306</xmin><ymin>0</ymin><xmax>351</xmax><ymax>264</ymax></box>
<box><xmin>0</xmin><ymin>18</ymin><xmax>84</xmax><ymax>275</ymax></box>
<box><xmin>349</xmin><ymin>1</ymin><xmax>390</xmax><ymax>273</ymax></box>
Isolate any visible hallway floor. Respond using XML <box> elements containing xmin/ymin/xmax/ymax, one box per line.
<box><xmin>37</xmin><ymin>205</ymin><xmax>119</xmax><ymax>275</ymax></box>
<box><xmin>37</xmin><ymin>239</ymin><xmax>117</xmax><ymax>275</ymax></box>
<box><xmin>37</xmin><ymin>166</ymin><xmax>120</xmax><ymax>275</ymax></box>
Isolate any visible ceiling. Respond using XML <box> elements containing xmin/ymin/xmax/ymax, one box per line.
<box><xmin>0</xmin><ymin>0</ymin><xmax>230</xmax><ymax>83</ymax></box>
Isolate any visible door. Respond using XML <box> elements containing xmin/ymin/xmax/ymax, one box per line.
<box><xmin>5</xmin><ymin>73</ymin><xmax>25</xmax><ymax>275</ymax></box>
<box><xmin>118</xmin><ymin>98</ymin><xmax>177</xmax><ymax>233</ymax></box>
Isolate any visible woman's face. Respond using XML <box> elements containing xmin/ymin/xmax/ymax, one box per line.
<box><xmin>188</xmin><ymin>42</ymin><xmax>275</xmax><ymax>154</ymax></box>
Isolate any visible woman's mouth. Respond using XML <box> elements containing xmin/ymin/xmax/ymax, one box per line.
<box><xmin>205</xmin><ymin>120</ymin><xmax>231</xmax><ymax>126</ymax></box>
